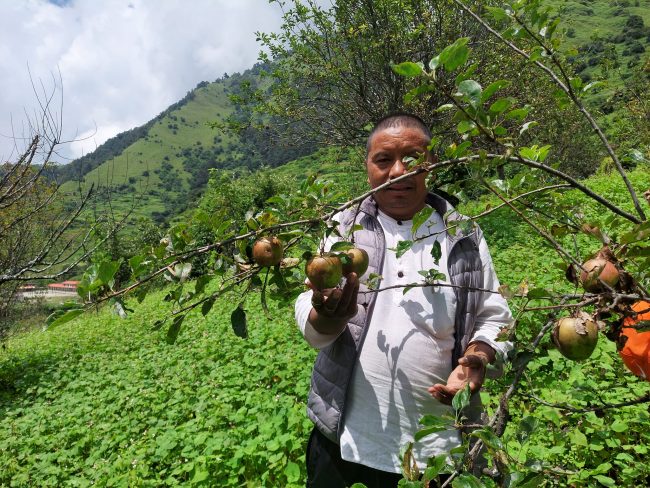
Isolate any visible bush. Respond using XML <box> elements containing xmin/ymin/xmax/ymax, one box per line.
<box><xmin>626</xmin><ymin>14</ymin><xmax>644</xmax><ymax>29</ymax></box>
<box><xmin>628</xmin><ymin>41</ymin><xmax>646</xmax><ymax>54</ymax></box>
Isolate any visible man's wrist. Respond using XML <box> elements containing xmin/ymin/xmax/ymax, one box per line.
<box><xmin>463</xmin><ymin>341</ymin><xmax>496</xmax><ymax>365</ymax></box>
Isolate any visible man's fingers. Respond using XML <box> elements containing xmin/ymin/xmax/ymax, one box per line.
<box><xmin>323</xmin><ymin>288</ymin><xmax>342</xmax><ymax>313</ymax></box>
<box><xmin>428</xmin><ymin>384</ymin><xmax>454</xmax><ymax>405</ymax></box>
<box><xmin>336</xmin><ymin>273</ymin><xmax>358</xmax><ymax>316</ymax></box>
<box><xmin>311</xmin><ymin>290</ymin><xmax>325</xmax><ymax>310</ymax></box>
<box><xmin>458</xmin><ymin>354</ymin><xmax>487</xmax><ymax>369</ymax></box>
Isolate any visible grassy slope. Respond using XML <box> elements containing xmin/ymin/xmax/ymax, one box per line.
<box><xmin>0</xmin><ymin>287</ymin><xmax>314</xmax><ymax>487</ymax></box>
<box><xmin>546</xmin><ymin>0</ymin><xmax>650</xmax><ymax>114</ymax></box>
<box><xmin>61</xmin><ymin>80</ymin><xmax>237</xmax><ymax>219</ymax></box>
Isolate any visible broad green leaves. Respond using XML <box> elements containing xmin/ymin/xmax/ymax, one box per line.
<box><xmin>438</xmin><ymin>38</ymin><xmax>470</xmax><ymax>72</ymax></box>
<box><xmin>457</xmin><ymin>80</ymin><xmax>482</xmax><ymax>108</ymax></box>
<box><xmin>391</xmin><ymin>61</ymin><xmax>424</xmax><ymax>77</ymax></box>
<box><xmin>46</xmin><ymin>308</ymin><xmax>84</xmax><ymax>329</ymax></box>
<box><xmin>452</xmin><ymin>384</ymin><xmax>471</xmax><ymax>413</ymax></box>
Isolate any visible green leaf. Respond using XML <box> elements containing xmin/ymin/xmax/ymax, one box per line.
<box><xmin>505</xmin><ymin>106</ymin><xmax>531</xmax><ymax>121</ymax></box>
<box><xmin>486</xmin><ymin>6</ymin><xmax>510</xmax><ymax>22</ymax></box>
<box><xmin>166</xmin><ymin>315</ymin><xmax>185</xmax><ymax>345</ymax></box>
<box><xmin>452</xmin><ymin>473</ymin><xmax>485</xmax><ymax>488</ymax></box>
<box><xmin>191</xmin><ymin>469</ymin><xmax>210</xmax><ymax>483</ymax></box>
<box><xmin>231</xmin><ymin>304</ymin><xmax>248</xmax><ymax>338</ymax></box>
<box><xmin>457</xmin><ymin>120</ymin><xmax>475</xmax><ymax>134</ymax></box>
<box><xmin>610</xmin><ymin>420</ymin><xmax>628</xmax><ymax>433</ymax></box>
<box><xmin>423</xmin><ymin>454</ymin><xmax>447</xmax><ymax>479</ymax></box>
<box><xmin>414</xmin><ymin>425</ymin><xmax>447</xmax><ymax>441</ymax></box>
<box><xmin>404</xmin><ymin>84</ymin><xmax>435</xmax><ymax>104</ymax></box>
<box><xmin>516</xmin><ymin>416</ymin><xmax>539</xmax><ymax>444</ymax></box>
<box><xmin>471</xmin><ymin>428</ymin><xmax>503</xmax><ymax>450</ymax></box>
<box><xmin>330</xmin><ymin>241</ymin><xmax>355</xmax><ymax>252</ymax></box>
<box><xmin>412</xmin><ymin>206</ymin><xmax>434</xmax><ymax>235</ymax></box>
<box><xmin>194</xmin><ymin>275</ymin><xmax>212</xmax><ymax>295</ymax></box>
<box><xmin>526</xmin><ymin>288</ymin><xmax>549</xmax><ymax>299</ymax></box>
<box><xmin>391</xmin><ymin>61</ymin><xmax>424</xmax><ymax>77</ymax></box>
<box><xmin>593</xmin><ymin>475</ymin><xmax>616</xmax><ymax>487</ymax></box>
<box><xmin>420</xmin><ymin>414</ymin><xmax>451</xmax><ymax>427</ymax></box>
<box><xmin>129</xmin><ymin>254</ymin><xmax>147</xmax><ymax>277</ymax></box>
<box><xmin>457</xmin><ymin>80</ymin><xmax>482</xmax><ymax>108</ymax></box>
<box><xmin>392</xmin><ymin>240</ymin><xmax>414</xmax><ymax>259</ymax></box>
<box><xmin>620</xmin><ymin>221</ymin><xmax>650</xmax><ymax>244</ymax></box>
<box><xmin>98</xmin><ymin>260</ymin><xmax>122</xmax><ymax>289</ymax></box>
<box><xmin>452</xmin><ymin>384</ymin><xmax>471</xmax><ymax>412</ymax></box>
<box><xmin>439</xmin><ymin>38</ymin><xmax>470</xmax><ymax>72</ymax></box>
<box><xmin>489</xmin><ymin>97</ymin><xmax>513</xmax><ymax>113</ymax></box>
<box><xmin>284</xmin><ymin>461</ymin><xmax>300</xmax><ymax>483</ymax></box>
<box><xmin>570</xmin><ymin>428</ymin><xmax>588</xmax><ymax>447</ymax></box>
<box><xmin>403</xmin><ymin>284</ymin><xmax>418</xmax><ymax>295</ymax></box>
<box><xmin>46</xmin><ymin>309</ymin><xmax>84</xmax><ymax>329</ymax></box>
<box><xmin>481</xmin><ymin>80</ymin><xmax>511</xmax><ymax>102</ymax></box>
<box><xmin>431</xmin><ymin>241</ymin><xmax>442</xmax><ymax>264</ymax></box>
<box><xmin>436</xmin><ymin>103</ymin><xmax>455</xmax><ymax>112</ymax></box>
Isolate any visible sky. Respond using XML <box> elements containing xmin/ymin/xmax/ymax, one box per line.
<box><xmin>0</xmin><ymin>0</ymin><xmax>287</xmax><ymax>163</ymax></box>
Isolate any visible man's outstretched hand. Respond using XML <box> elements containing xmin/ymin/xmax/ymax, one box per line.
<box><xmin>428</xmin><ymin>342</ymin><xmax>495</xmax><ymax>406</ymax></box>
<box><xmin>308</xmin><ymin>272</ymin><xmax>359</xmax><ymax>336</ymax></box>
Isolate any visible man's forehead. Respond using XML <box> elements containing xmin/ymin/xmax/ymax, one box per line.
<box><xmin>367</xmin><ymin>126</ymin><xmax>430</xmax><ymax>152</ymax></box>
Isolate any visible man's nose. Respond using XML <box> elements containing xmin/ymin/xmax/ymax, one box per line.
<box><xmin>389</xmin><ymin>158</ymin><xmax>407</xmax><ymax>178</ymax></box>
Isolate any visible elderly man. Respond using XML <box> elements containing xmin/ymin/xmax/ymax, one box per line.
<box><xmin>295</xmin><ymin>113</ymin><xmax>512</xmax><ymax>487</ymax></box>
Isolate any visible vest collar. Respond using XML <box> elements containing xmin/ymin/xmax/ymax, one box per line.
<box><xmin>359</xmin><ymin>193</ymin><xmax>475</xmax><ymax>245</ymax></box>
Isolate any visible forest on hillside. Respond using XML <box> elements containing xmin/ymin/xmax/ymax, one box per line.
<box><xmin>1</xmin><ymin>0</ymin><xmax>650</xmax><ymax>486</ymax></box>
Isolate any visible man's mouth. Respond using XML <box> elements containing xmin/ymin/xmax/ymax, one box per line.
<box><xmin>387</xmin><ymin>184</ymin><xmax>413</xmax><ymax>192</ymax></box>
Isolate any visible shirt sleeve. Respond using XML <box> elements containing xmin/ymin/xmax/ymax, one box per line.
<box><xmin>468</xmin><ymin>234</ymin><xmax>513</xmax><ymax>376</ymax></box>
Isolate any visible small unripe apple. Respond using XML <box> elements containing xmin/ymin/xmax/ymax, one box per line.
<box><xmin>252</xmin><ymin>236</ymin><xmax>283</xmax><ymax>267</ymax></box>
<box><xmin>305</xmin><ymin>255</ymin><xmax>343</xmax><ymax>290</ymax></box>
<box><xmin>552</xmin><ymin>315</ymin><xmax>599</xmax><ymax>361</ymax></box>
<box><xmin>579</xmin><ymin>258</ymin><xmax>619</xmax><ymax>292</ymax></box>
<box><xmin>341</xmin><ymin>248</ymin><xmax>369</xmax><ymax>277</ymax></box>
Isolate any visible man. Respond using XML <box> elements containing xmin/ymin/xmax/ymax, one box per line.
<box><xmin>295</xmin><ymin>113</ymin><xmax>512</xmax><ymax>487</ymax></box>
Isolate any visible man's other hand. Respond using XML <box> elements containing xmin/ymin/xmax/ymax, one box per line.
<box><xmin>428</xmin><ymin>342</ymin><xmax>495</xmax><ymax>406</ymax></box>
<box><xmin>308</xmin><ymin>272</ymin><xmax>359</xmax><ymax>335</ymax></box>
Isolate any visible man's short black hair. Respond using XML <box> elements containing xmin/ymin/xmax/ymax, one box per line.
<box><xmin>366</xmin><ymin>112</ymin><xmax>432</xmax><ymax>155</ymax></box>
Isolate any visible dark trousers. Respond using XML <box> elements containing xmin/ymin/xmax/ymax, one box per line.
<box><xmin>306</xmin><ymin>427</ymin><xmax>403</xmax><ymax>488</ymax></box>
<box><xmin>306</xmin><ymin>428</ymin><xmax>450</xmax><ymax>488</ymax></box>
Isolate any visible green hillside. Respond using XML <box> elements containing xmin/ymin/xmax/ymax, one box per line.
<box><xmin>60</xmin><ymin>66</ymin><xmax>309</xmax><ymax>225</ymax></box>
<box><xmin>547</xmin><ymin>0</ymin><xmax>650</xmax><ymax>106</ymax></box>
<box><xmin>57</xmin><ymin>0</ymin><xmax>649</xmax><ymax>226</ymax></box>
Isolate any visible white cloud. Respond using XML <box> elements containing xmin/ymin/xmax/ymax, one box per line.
<box><xmin>0</xmin><ymin>0</ymin><xmax>285</xmax><ymax>162</ymax></box>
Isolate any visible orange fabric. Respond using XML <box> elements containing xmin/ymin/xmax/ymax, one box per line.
<box><xmin>619</xmin><ymin>301</ymin><xmax>650</xmax><ymax>380</ymax></box>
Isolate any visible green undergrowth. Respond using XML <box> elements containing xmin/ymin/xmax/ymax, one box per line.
<box><xmin>2</xmin><ymin>167</ymin><xmax>650</xmax><ymax>486</ymax></box>
<box><xmin>467</xmin><ymin>167</ymin><xmax>650</xmax><ymax>486</ymax></box>
<box><xmin>0</xmin><ymin>288</ymin><xmax>315</xmax><ymax>487</ymax></box>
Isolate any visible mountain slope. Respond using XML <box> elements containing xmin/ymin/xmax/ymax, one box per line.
<box><xmin>60</xmin><ymin>65</ymin><xmax>310</xmax><ymax>224</ymax></box>
<box><xmin>59</xmin><ymin>0</ymin><xmax>649</xmax><ymax>225</ymax></box>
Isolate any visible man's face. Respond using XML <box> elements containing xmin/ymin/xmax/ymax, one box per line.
<box><xmin>365</xmin><ymin>125</ymin><xmax>430</xmax><ymax>220</ymax></box>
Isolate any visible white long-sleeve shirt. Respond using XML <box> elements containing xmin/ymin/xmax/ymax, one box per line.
<box><xmin>295</xmin><ymin>207</ymin><xmax>512</xmax><ymax>472</ymax></box>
